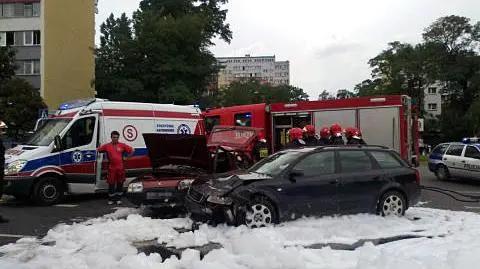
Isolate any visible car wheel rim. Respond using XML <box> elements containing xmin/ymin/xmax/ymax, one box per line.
<box><xmin>245</xmin><ymin>203</ymin><xmax>272</xmax><ymax>228</ymax></box>
<box><xmin>42</xmin><ymin>184</ymin><xmax>57</xmax><ymax>200</ymax></box>
<box><xmin>382</xmin><ymin>194</ymin><xmax>403</xmax><ymax>216</ymax></box>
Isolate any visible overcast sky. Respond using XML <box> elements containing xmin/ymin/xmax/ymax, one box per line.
<box><xmin>96</xmin><ymin>0</ymin><xmax>480</xmax><ymax>99</ymax></box>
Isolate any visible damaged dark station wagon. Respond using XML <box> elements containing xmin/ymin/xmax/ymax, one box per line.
<box><xmin>185</xmin><ymin>145</ymin><xmax>421</xmax><ymax>228</ymax></box>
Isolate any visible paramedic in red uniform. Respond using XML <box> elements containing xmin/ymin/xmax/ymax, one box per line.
<box><xmin>97</xmin><ymin>131</ymin><xmax>135</xmax><ymax>205</ymax></box>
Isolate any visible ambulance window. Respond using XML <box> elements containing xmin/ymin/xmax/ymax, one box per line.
<box><xmin>234</xmin><ymin>113</ymin><xmax>252</xmax><ymax>127</ymax></box>
<box><xmin>205</xmin><ymin>116</ymin><xmax>220</xmax><ymax>134</ymax></box>
<box><xmin>62</xmin><ymin>117</ymin><xmax>96</xmax><ymax>149</ymax></box>
<box><xmin>465</xmin><ymin>146</ymin><xmax>480</xmax><ymax>158</ymax></box>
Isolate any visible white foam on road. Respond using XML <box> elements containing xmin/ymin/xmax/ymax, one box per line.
<box><xmin>1</xmin><ymin>207</ymin><xmax>480</xmax><ymax>269</ymax></box>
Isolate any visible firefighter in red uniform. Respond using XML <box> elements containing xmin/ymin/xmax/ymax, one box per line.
<box><xmin>318</xmin><ymin>127</ymin><xmax>331</xmax><ymax>145</ymax></box>
<box><xmin>345</xmin><ymin>127</ymin><xmax>356</xmax><ymax>144</ymax></box>
<box><xmin>329</xmin><ymin>124</ymin><xmax>345</xmax><ymax>145</ymax></box>
<box><xmin>283</xmin><ymin>127</ymin><xmax>306</xmax><ymax>149</ymax></box>
<box><xmin>97</xmin><ymin>131</ymin><xmax>135</xmax><ymax>205</ymax></box>
<box><xmin>302</xmin><ymin>125</ymin><xmax>319</xmax><ymax>146</ymax></box>
<box><xmin>252</xmin><ymin>131</ymin><xmax>269</xmax><ymax>163</ymax></box>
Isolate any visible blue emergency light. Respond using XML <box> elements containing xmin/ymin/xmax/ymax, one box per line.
<box><xmin>462</xmin><ymin>137</ymin><xmax>480</xmax><ymax>144</ymax></box>
<box><xmin>58</xmin><ymin>98</ymin><xmax>97</xmax><ymax>111</ymax></box>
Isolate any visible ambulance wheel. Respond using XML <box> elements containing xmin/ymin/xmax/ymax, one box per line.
<box><xmin>435</xmin><ymin>165</ymin><xmax>450</xmax><ymax>181</ymax></box>
<box><xmin>32</xmin><ymin>177</ymin><xmax>65</xmax><ymax>206</ymax></box>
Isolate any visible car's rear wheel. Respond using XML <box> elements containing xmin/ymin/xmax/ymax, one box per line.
<box><xmin>436</xmin><ymin>165</ymin><xmax>450</xmax><ymax>181</ymax></box>
<box><xmin>239</xmin><ymin>196</ymin><xmax>278</xmax><ymax>228</ymax></box>
<box><xmin>378</xmin><ymin>190</ymin><xmax>406</xmax><ymax>217</ymax></box>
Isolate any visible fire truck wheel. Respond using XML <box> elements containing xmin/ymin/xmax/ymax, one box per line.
<box><xmin>435</xmin><ymin>165</ymin><xmax>450</xmax><ymax>181</ymax></box>
<box><xmin>32</xmin><ymin>177</ymin><xmax>65</xmax><ymax>206</ymax></box>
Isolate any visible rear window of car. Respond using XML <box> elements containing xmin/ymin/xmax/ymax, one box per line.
<box><xmin>465</xmin><ymin>146</ymin><xmax>480</xmax><ymax>158</ymax></box>
<box><xmin>338</xmin><ymin>150</ymin><xmax>374</xmax><ymax>173</ymax></box>
<box><xmin>432</xmin><ymin>144</ymin><xmax>449</xmax><ymax>154</ymax></box>
<box><xmin>369</xmin><ymin>151</ymin><xmax>404</xmax><ymax>169</ymax></box>
<box><xmin>445</xmin><ymin>144</ymin><xmax>464</xmax><ymax>156</ymax></box>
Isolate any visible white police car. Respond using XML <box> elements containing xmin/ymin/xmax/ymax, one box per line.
<box><xmin>428</xmin><ymin>137</ymin><xmax>480</xmax><ymax>180</ymax></box>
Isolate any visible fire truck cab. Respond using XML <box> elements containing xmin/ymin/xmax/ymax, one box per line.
<box><xmin>203</xmin><ymin>95</ymin><xmax>419</xmax><ymax>165</ymax></box>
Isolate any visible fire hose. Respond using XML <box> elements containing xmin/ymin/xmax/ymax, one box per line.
<box><xmin>419</xmin><ymin>185</ymin><xmax>480</xmax><ymax>203</ymax></box>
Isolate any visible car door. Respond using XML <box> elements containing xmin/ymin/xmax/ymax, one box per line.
<box><xmin>282</xmin><ymin>150</ymin><xmax>339</xmax><ymax>217</ymax></box>
<box><xmin>58</xmin><ymin>114</ymin><xmax>99</xmax><ymax>192</ymax></box>
<box><xmin>336</xmin><ymin>149</ymin><xmax>385</xmax><ymax>214</ymax></box>
<box><xmin>462</xmin><ymin>145</ymin><xmax>480</xmax><ymax>179</ymax></box>
<box><xmin>443</xmin><ymin>144</ymin><xmax>465</xmax><ymax>178</ymax></box>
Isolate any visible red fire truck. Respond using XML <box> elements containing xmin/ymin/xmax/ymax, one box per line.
<box><xmin>203</xmin><ymin>95</ymin><xmax>420</xmax><ymax>166</ymax></box>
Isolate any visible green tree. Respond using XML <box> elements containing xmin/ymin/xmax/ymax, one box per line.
<box><xmin>0</xmin><ymin>45</ymin><xmax>15</xmax><ymax>81</ymax></box>
<box><xmin>95</xmin><ymin>0</ymin><xmax>232</xmax><ymax>105</ymax></box>
<box><xmin>220</xmin><ymin>79</ymin><xmax>309</xmax><ymax>106</ymax></box>
<box><xmin>0</xmin><ymin>78</ymin><xmax>46</xmax><ymax>138</ymax></box>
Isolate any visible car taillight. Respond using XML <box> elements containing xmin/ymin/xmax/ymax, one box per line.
<box><xmin>414</xmin><ymin>169</ymin><xmax>420</xmax><ymax>184</ymax></box>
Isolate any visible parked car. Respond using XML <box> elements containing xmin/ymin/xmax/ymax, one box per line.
<box><xmin>428</xmin><ymin>138</ymin><xmax>480</xmax><ymax>181</ymax></box>
<box><xmin>185</xmin><ymin>145</ymin><xmax>421</xmax><ymax>228</ymax></box>
<box><xmin>126</xmin><ymin>129</ymin><xmax>262</xmax><ymax>211</ymax></box>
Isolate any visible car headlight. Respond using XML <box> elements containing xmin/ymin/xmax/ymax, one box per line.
<box><xmin>5</xmin><ymin>160</ymin><xmax>27</xmax><ymax>175</ymax></box>
<box><xmin>178</xmin><ymin>179</ymin><xmax>195</xmax><ymax>191</ymax></box>
<box><xmin>206</xmin><ymin>195</ymin><xmax>233</xmax><ymax>205</ymax></box>
<box><xmin>127</xmin><ymin>182</ymin><xmax>143</xmax><ymax>193</ymax></box>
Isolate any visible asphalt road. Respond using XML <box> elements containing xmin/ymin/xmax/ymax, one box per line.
<box><xmin>0</xmin><ymin>164</ymin><xmax>479</xmax><ymax>246</ymax></box>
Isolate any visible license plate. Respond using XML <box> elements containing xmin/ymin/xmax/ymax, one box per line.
<box><xmin>259</xmin><ymin>148</ymin><xmax>269</xmax><ymax>158</ymax></box>
<box><xmin>146</xmin><ymin>192</ymin><xmax>173</xmax><ymax>199</ymax></box>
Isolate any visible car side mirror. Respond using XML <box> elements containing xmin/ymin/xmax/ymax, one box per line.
<box><xmin>53</xmin><ymin>135</ymin><xmax>62</xmax><ymax>152</ymax></box>
<box><xmin>289</xmin><ymin>169</ymin><xmax>304</xmax><ymax>182</ymax></box>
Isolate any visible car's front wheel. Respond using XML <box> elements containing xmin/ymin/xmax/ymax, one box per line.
<box><xmin>378</xmin><ymin>190</ymin><xmax>406</xmax><ymax>217</ymax></box>
<box><xmin>237</xmin><ymin>196</ymin><xmax>278</xmax><ymax>228</ymax></box>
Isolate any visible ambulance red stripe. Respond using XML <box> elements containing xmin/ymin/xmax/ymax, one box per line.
<box><xmin>103</xmin><ymin>109</ymin><xmax>199</xmax><ymax>119</ymax></box>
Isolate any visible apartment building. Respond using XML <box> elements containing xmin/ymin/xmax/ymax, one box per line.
<box><xmin>0</xmin><ymin>0</ymin><xmax>96</xmax><ymax>110</ymax></box>
<box><xmin>424</xmin><ymin>81</ymin><xmax>447</xmax><ymax>118</ymax></box>
<box><xmin>216</xmin><ymin>55</ymin><xmax>290</xmax><ymax>89</ymax></box>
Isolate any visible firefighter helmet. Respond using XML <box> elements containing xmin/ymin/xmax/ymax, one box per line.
<box><xmin>330</xmin><ymin>123</ymin><xmax>342</xmax><ymax>137</ymax></box>
<box><xmin>288</xmin><ymin>127</ymin><xmax>304</xmax><ymax>140</ymax></box>
<box><xmin>302</xmin><ymin>125</ymin><xmax>316</xmax><ymax>136</ymax></box>
<box><xmin>320</xmin><ymin>127</ymin><xmax>330</xmax><ymax>139</ymax></box>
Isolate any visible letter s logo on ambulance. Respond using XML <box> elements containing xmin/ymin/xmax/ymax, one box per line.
<box><xmin>122</xmin><ymin>125</ymin><xmax>138</xmax><ymax>142</ymax></box>
<box><xmin>177</xmin><ymin>124</ymin><xmax>191</xmax><ymax>135</ymax></box>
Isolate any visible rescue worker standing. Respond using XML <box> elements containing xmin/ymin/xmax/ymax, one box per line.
<box><xmin>346</xmin><ymin>127</ymin><xmax>366</xmax><ymax>145</ymax></box>
<box><xmin>303</xmin><ymin>125</ymin><xmax>319</xmax><ymax>146</ymax></box>
<box><xmin>329</xmin><ymin>124</ymin><xmax>345</xmax><ymax>145</ymax></box>
<box><xmin>0</xmin><ymin>121</ymin><xmax>9</xmax><ymax>223</ymax></box>
<box><xmin>252</xmin><ymin>131</ymin><xmax>269</xmax><ymax>163</ymax></box>
<box><xmin>318</xmin><ymin>127</ymin><xmax>331</xmax><ymax>145</ymax></box>
<box><xmin>283</xmin><ymin>127</ymin><xmax>306</xmax><ymax>149</ymax></box>
<box><xmin>97</xmin><ymin>131</ymin><xmax>135</xmax><ymax>205</ymax></box>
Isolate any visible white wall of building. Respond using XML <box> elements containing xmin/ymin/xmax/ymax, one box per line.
<box><xmin>216</xmin><ymin>55</ymin><xmax>290</xmax><ymax>87</ymax></box>
<box><xmin>0</xmin><ymin>17</ymin><xmax>41</xmax><ymax>32</ymax></box>
<box><xmin>423</xmin><ymin>81</ymin><xmax>446</xmax><ymax>118</ymax></box>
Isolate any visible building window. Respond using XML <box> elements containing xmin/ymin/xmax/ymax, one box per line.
<box><xmin>14</xmin><ymin>32</ymin><xmax>23</xmax><ymax>46</ymax></box>
<box><xmin>428</xmin><ymin>103</ymin><xmax>438</xmax><ymax>111</ymax></box>
<box><xmin>1</xmin><ymin>4</ymin><xmax>14</xmax><ymax>17</ymax></box>
<box><xmin>428</xmin><ymin>87</ymin><xmax>437</xmax><ymax>94</ymax></box>
<box><xmin>0</xmin><ymin>32</ymin><xmax>5</xmax><ymax>46</ymax></box>
<box><xmin>24</xmin><ymin>4</ymin><xmax>33</xmax><ymax>17</ymax></box>
<box><xmin>33</xmin><ymin>3</ymin><xmax>40</xmax><ymax>16</ymax></box>
<box><xmin>33</xmin><ymin>30</ymin><xmax>40</xmax><ymax>45</ymax></box>
<box><xmin>24</xmin><ymin>31</ymin><xmax>33</xmax><ymax>45</ymax></box>
<box><xmin>15</xmin><ymin>60</ymin><xmax>40</xmax><ymax>75</ymax></box>
<box><xmin>6</xmin><ymin>32</ymin><xmax>14</xmax><ymax>46</ymax></box>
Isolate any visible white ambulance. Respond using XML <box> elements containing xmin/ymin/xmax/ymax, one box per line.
<box><xmin>3</xmin><ymin>98</ymin><xmax>205</xmax><ymax>205</ymax></box>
